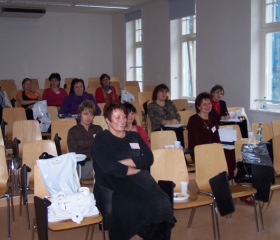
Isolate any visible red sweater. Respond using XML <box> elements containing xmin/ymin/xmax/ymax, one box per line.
<box><xmin>95</xmin><ymin>86</ymin><xmax>119</xmax><ymax>103</ymax></box>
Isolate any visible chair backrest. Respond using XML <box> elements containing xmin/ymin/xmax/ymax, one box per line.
<box><xmin>88</xmin><ymin>77</ymin><xmax>100</xmax><ymax>85</ymax></box>
<box><xmin>0</xmin><ymin>145</ymin><xmax>8</xmax><ymax>190</ymax></box>
<box><xmin>178</xmin><ymin>110</ymin><xmax>196</xmax><ymax>126</ymax></box>
<box><xmin>138</xmin><ymin>92</ymin><xmax>152</xmax><ymax>111</ymax></box>
<box><xmin>88</xmin><ymin>81</ymin><xmax>100</xmax><ymax>89</ymax></box>
<box><xmin>10</xmin><ymin>89</ymin><xmax>21</xmax><ymax>106</ymax></box>
<box><xmin>130</xmin><ymin>101</ymin><xmax>143</xmax><ymax>126</ymax></box>
<box><xmin>0</xmin><ymin>128</ymin><xmax>4</xmax><ymax>146</ymax></box>
<box><xmin>51</xmin><ymin>118</ymin><xmax>76</xmax><ymax>154</ymax></box>
<box><xmin>143</xmin><ymin>85</ymin><xmax>155</xmax><ymax>92</ymax></box>
<box><xmin>124</xmin><ymin>86</ymin><xmax>140</xmax><ymax>102</ymax></box>
<box><xmin>172</xmin><ymin>99</ymin><xmax>189</xmax><ymax>111</ymax></box>
<box><xmin>273</xmin><ymin>135</ymin><xmax>280</xmax><ymax>175</ymax></box>
<box><xmin>93</xmin><ymin>116</ymin><xmax>108</xmax><ymax>130</ymax></box>
<box><xmin>272</xmin><ymin>120</ymin><xmax>280</xmax><ymax>136</ymax></box>
<box><xmin>3</xmin><ymin>107</ymin><xmax>27</xmax><ymax>139</ymax></box>
<box><xmin>110</xmin><ymin>81</ymin><xmax>121</xmax><ymax>96</ymax></box>
<box><xmin>125</xmin><ymin>81</ymin><xmax>140</xmax><ymax>91</ymax></box>
<box><xmin>227</xmin><ymin>107</ymin><xmax>242</xmax><ymax>113</ymax></box>
<box><xmin>195</xmin><ymin>143</ymin><xmax>228</xmax><ymax>192</ymax></box>
<box><xmin>23</xmin><ymin>140</ymin><xmax>58</xmax><ymax>189</ymax></box>
<box><xmin>34</xmin><ymin>89</ymin><xmax>44</xmax><ymax>99</ymax></box>
<box><xmin>12</xmin><ymin>120</ymin><xmax>42</xmax><ymax>157</ymax></box>
<box><xmin>151</xmin><ymin>148</ymin><xmax>188</xmax><ymax>192</ymax></box>
<box><xmin>234</xmin><ymin>138</ymin><xmax>259</xmax><ymax>162</ymax></box>
<box><xmin>30</xmin><ymin>78</ymin><xmax>39</xmax><ymax>90</ymax></box>
<box><xmin>47</xmin><ymin>106</ymin><xmax>59</xmax><ymax>121</ymax></box>
<box><xmin>251</xmin><ymin>122</ymin><xmax>273</xmax><ymax>142</ymax></box>
<box><xmin>44</xmin><ymin>78</ymin><xmax>49</xmax><ymax>89</ymax></box>
<box><xmin>85</xmin><ymin>87</ymin><xmax>96</xmax><ymax>97</ymax></box>
<box><xmin>97</xmin><ymin>103</ymin><xmax>106</xmax><ymax>116</ymax></box>
<box><xmin>0</xmin><ymin>79</ymin><xmax>17</xmax><ymax>100</ymax></box>
<box><xmin>110</xmin><ymin>76</ymin><xmax>120</xmax><ymax>83</ymax></box>
<box><xmin>150</xmin><ymin>130</ymin><xmax>177</xmax><ymax>150</ymax></box>
<box><xmin>219</xmin><ymin>124</ymin><xmax>242</xmax><ymax>141</ymax></box>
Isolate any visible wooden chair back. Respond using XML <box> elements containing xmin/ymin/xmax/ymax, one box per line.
<box><xmin>272</xmin><ymin>120</ymin><xmax>280</xmax><ymax>136</ymax></box>
<box><xmin>173</xmin><ymin>99</ymin><xmax>189</xmax><ymax>111</ymax></box>
<box><xmin>0</xmin><ymin>145</ymin><xmax>8</xmax><ymax>190</ymax></box>
<box><xmin>23</xmin><ymin>140</ymin><xmax>58</xmax><ymax>190</ymax></box>
<box><xmin>138</xmin><ymin>92</ymin><xmax>152</xmax><ymax>111</ymax></box>
<box><xmin>88</xmin><ymin>81</ymin><xmax>100</xmax><ymax>89</ymax></box>
<box><xmin>179</xmin><ymin>110</ymin><xmax>196</xmax><ymax>126</ymax></box>
<box><xmin>124</xmin><ymin>86</ymin><xmax>140</xmax><ymax>102</ymax></box>
<box><xmin>251</xmin><ymin>122</ymin><xmax>273</xmax><ymax>142</ymax></box>
<box><xmin>0</xmin><ymin>79</ymin><xmax>17</xmax><ymax>101</ymax></box>
<box><xmin>51</xmin><ymin>118</ymin><xmax>76</xmax><ymax>154</ymax></box>
<box><xmin>93</xmin><ymin>116</ymin><xmax>108</xmax><ymax>130</ymax></box>
<box><xmin>273</xmin><ymin>135</ymin><xmax>280</xmax><ymax>175</ymax></box>
<box><xmin>195</xmin><ymin>143</ymin><xmax>228</xmax><ymax>192</ymax></box>
<box><xmin>97</xmin><ymin>103</ymin><xmax>106</xmax><ymax>116</ymax></box>
<box><xmin>44</xmin><ymin>78</ymin><xmax>49</xmax><ymax>89</ymax></box>
<box><xmin>0</xmin><ymin>128</ymin><xmax>4</xmax><ymax>146</ymax></box>
<box><xmin>12</xmin><ymin>120</ymin><xmax>42</xmax><ymax>157</ymax></box>
<box><xmin>130</xmin><ymin>101</ymin><xmax>143</xmax><ymax>126</ymax></box>
<box><xmin>110</xmin><ymin>76</ymin><xmax>120</xmax><ymax>83</ymax></box>
<box><xmin>125</xmin><ymin>81</ymin><xmax>140</xmax><ymax>91</ymax></box>
<box><xmin>228</xmin><ymin>107</ymin><xmax>242</xmax><ymax>113</ymax></box>
<box><xmin>34</xmin><ymin>89</ymin><xmax>44</xmax><ymax>99</ymax></box>
<box><xmin>85</xmin><ymin>87</ymin><xmax>96</xmax><ymax>97</ymax></box>
<box><xmin>219</xmin><ymin>124</ymin><xmax>242</xmax><ymax>141</ymax></box>
<box><xmin>88</xmin><ymin>77</ymin><xmax>100</xmax><ymax>86</ymax></box>
<box><xmin>30</xmin><ymin>78</ymin><xmax>39</xmax><ymax>90</ymax></box>
<box><xmin>3</xmin><ymin>107</ymin><xmax>27</xmax><ymax>140</ymax></box>
<box><xmin>47</xmin><ymin>106</ymin><xmax>59</xmax><ymax>121</ymax></box>
<box><xmin>64</xmin><ymin>78</ymin><xmax>74</xmax><ymax>90</ymax></box>
<box><xmin>143</xmin><ymin>85</ymin><xmax>155</xmax><ymax>92</ymax></box>
<box><xmin>234</xmin><ymin>138</ymin><xmax>259</xmax><ymax>162</ymax></box>
<box><xmin>110</xmin><ymin>81</ymin><xmax>121</xmax><ymax>96</ymax></box>
<box><xmin>151</xmin><ymin>148</ymin><xmax>188</xmax><ymax>192</ymax></box>
<box><xmin>150</xmin><ymin>130</ymin><xmax>177</xmax><ymax>150</ymax></box>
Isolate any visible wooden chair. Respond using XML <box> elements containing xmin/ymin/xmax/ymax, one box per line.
<box><xmin>110</xmin><ymin>76</ymin><xmax>120</xmax><ymax>83</ymax></box>
<box><xmin>151</xmin><ymin>149</ymin><xmax>216</xmax><ymax>237</ymax></box>
<box><xmin>0</xmin><ymin>145</ymin><xmax>14</xmax><ymax>239</ymax></box>
<box><xmin>44</xmin><ymin>78</ymin><xmax>50</xmax><ymax>89</ymax></box>
<box><xmin>0</xmin><ymin>79</ymin><xmax>17</xmax><ymax>100</ymax></box>
<box><xmin>47</xmin><ymin>106</ymin><xmax>59</xmax><ymax>121</ymax></box>
<box><xmin>173</xmin><ymin>99</ymin><xmax>189</xmax><ymax>111</ymax></box>
<box><xmin>195</xmin><ymin>143</ymin><xmax>263</xmax><ymax>233</ymax></box>
<box><xmin>110</xmin><ymin>81</ymin><xmax>121</xmax><ymax>96</ymax></box>
<box><xmin>150</xmin><ymin>130</ymin><xmax>177</xmax><ymax>150</ymax></box>
<box><xmin>130</xmin><ymin>101</ymin><xmax>144</xmax><ymax>126</ymax></box>
<box><xmin>33</xmin><ymin>163</ymin><xmax>102</xmax><ymax>240</ymax></box>
<box><xmin>64</xmin><ymin>78</ymin><xmax>74</xmax><ymax>90</ymax></box>
<box><xmin>88</xmin><ymin>81</ymin><xmax>100</xmax><ymax>89</ymax></box>
<box><xmin>97</xmin><ymin>103</ymin><xmax>106</xmax><ymax>116</ymax></box>
<box><xmin>178</xmin><ymin>110</ymin><xmax>196</xmax><ymax>126</ymax></box>
<box><xmin>234</xmin><ymin>138</ymin><xmax>259</xmax><ymax>162</ymax></box>
<box><xmin>30</xmin><ymin>78</ymin><xmax>40</xmax><ymax>90</ymax></box>
<box><xmin>88</xmin><ymin>77</ymin><xmax>100</xmax><ymax>86</ymax></box>
<box><xmin>93</xmin><ymin>116</ymin><xmax>108</xmax><ymax>130</ymax></box>
<box><xmin>3</xmin><ymin>107</ymin><xmax>27</xmax><ymax>140</ymax></box>
<box><xmin>85</xmin><ymin>88</ymin><xmax>97</xmax><ymax>97</ymax></box>
<box><xmin>143</xmin><ymin>85</ymin><xmax>155</xmax><ymax>92</ymax></box>
<box><xmin>219</xmin><ymin>124</ymin><xmax>242</xmax><ymax>141</ymax></box>
<box><xmin>272</xmin><ymin>120</ymin><xmax>280</xmax><ymax>136</ymax></box>
<box><xmin>251</xmin><ymin>122</ymin><xmax>273</xmax><ymax>142</ymax></box>
<box><xmin>125</xmin><ymin>81</ymin><xmax>140</xmax><ymax>92</ymax></box>
<box><xmin>9</xmin><ymin>89</ymin><xmax>21</xmax><ymax>106</ymax></box>
<box><xmin>123</xmin><ymin>86</ymin><xmax>140</xmax><ymax>102</ymax></box>
<box><xmin>12</xmin><ymin>120</ymin><xmax>42</xmax><ymax>158</ymax></box>
<box><xmin>51</xmin><ymin>118</ymin><xmax>77</xmax><ymax>154</ymax></box>
<box><xmin>34</xmin><ymin>89</ymin><xmax>45</xmax><ymax>99</ymax></box>
<box><xmin>138</xmin><ymin>92</ymin><xmax>152</xmax><ymax>111</ymax></box>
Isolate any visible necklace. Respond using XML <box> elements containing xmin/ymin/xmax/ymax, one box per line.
<box><xmin>203</xmin><ymin>119</ymin><xmax>210</xmax><ymax>130</ymax></box>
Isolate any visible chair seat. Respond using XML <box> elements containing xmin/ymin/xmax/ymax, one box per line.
<box><xmin>270</xmin><ymin>177</ymin><xmax>280</xmax><ymax>191</ymax></box>
<box><xmin>80</xmin><ymin>179</ymin><xmax>93</xmax><ymax>186</ymax></box>
<box><xmin>173</xmin><ymin>193</ymin><xmax>213</xmax><ymax>209</ymax></box>
<box><xmin>48</xmin><ymin>214</ymin><xmax>102</xmax><ymax>231</ymax></box>
<box><xmin>230</xmin><ymin>185</ymin><xmax>257</xmax><ymax>199</ymax></box>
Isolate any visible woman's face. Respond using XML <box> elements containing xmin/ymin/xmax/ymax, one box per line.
<box><xmin>212</xmin><ymin>89</ymin><xmax>224</xmax><ymax>102</ymax></box>
<box><xmin>198</xmin><ymin>98</ymin><xmax>212</xmax><ymax>115</ymax></box>
<box><xmin>101</xmin><ymin>76</ymin><xmax>110</xmax><ymax>86</ymax></box>
<box><xmin>156</xmin><ymin>89</ymin><xmax>168</xmax><ymax>101</ymax></box>
<box><xmin>127</xmin><ymin>111</ymin><xmax>135</xmax><ymax>124</ymax></box>
<box><xmin>107</xmin><ymin>109</ymin><xmax>127</xmax><ymax>134</ymax></box>
<box><xmin>74</xmin><ymin>82</ymin><xmax>84</xmax><ymax>96</ymax></box>
<box><xmin>50</xmin><ymin>78</ymin><xmax>60</xmax><ymax>89</ymax></box>
<box><xmin>23</xmin><ymin>80</ymin><xmax>32</xmax><ymax>91</ymax></box>
<box><xmin>80</xmin><ymin>108</ymin><xmax>94</xmax><ymax>127</ymax></box>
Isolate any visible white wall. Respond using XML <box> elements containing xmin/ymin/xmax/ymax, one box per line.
<box><xmin>0</xmin><ymin>12</ymin><xmax>113</xmax><ymax>89</ymax></box>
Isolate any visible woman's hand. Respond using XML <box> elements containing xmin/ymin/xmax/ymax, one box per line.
<box><xmin>127</xmin><ymin>167</ymin><xmax>141</xmax><ymax>176</ymax></box>
<box><xmin>221</xmin><ymin>114</ymin><xmax>231</xmax><ymax>120</ymax></box>
<box><xmin>118</xmin><ymin>158</ymin><xmax>136</xmax><ymax>168</ymax></box>
<box><xmin>161</xmin><ymin>119</ymin><xmax>179</xmax><ymax>125</ymax></box>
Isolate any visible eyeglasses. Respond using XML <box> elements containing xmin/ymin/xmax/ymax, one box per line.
<box><xmin>159</xmin><ymin>90</ymin><xmax>168</xmax><ymax>94</ymax></box>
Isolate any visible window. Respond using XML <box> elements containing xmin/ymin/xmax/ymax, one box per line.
<box><xmin>262</xmin><ymin>0</ymin><xmax>280</xmax><ymax>109</ymax></box>
<box><xmin>126</xmin><ymin>18</ymin><xmax>143</xmax><ymax>91</ymax></box>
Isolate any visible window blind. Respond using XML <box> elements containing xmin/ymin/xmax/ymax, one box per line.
<box><xmin>169</xmin><ymin>0</ymin><xmax>195</xmax><ymax>20</ymax></box>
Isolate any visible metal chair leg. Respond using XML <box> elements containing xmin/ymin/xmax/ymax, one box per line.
<box><xmin>252</xmin><ymin>195</ymin><xmax>260</xmax><ymax>233</ymax></box>
<box><xmin>258</xmin><ymin>201</ymin><xmax>265</xmax><ymax>232</ymax></box>
<box><xmin>266</xmin><ymin>190</ymin><xmax>274</xmax><ymax>209</ymax></box>
<box><xmin>210</xmin><ymin>203</ymin><xmax>217</xmax><ymax>240</ymax></box>
<box><xmin>32</xmin><ymin>218</ymin><xmax>37</xmax><ymax>240</ymax></box>
<box><xmin>187</xmin><ymin>207</ymin><xmax>196</xmax><ymax>229</ymax></box>
<box><xmin>89</xmin><ymin>224</ymin><xmax>95</xmax><ymax>240</ymax></box>
<box><xmin>213</xmin><ymin>201</ymin><xmax>220</xmax><ymax>240</ymax></box>
<box><xmin>5</xmin><ymin>194</ymin><xmax>11</xmax><ymax>240</ymax></box>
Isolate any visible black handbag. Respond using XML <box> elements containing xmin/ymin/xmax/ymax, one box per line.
<box><xmin>234</xmin><ymin>161</ymin><xmax>252</xmax><ymax>183</ymax></box>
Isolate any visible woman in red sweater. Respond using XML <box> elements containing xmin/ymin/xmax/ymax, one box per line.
<box><xmin>95</xmin><ymin>73</ymin><xmax>119</xmax><ymax>103</ymax></box>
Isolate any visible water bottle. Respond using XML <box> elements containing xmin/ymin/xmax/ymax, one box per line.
<box><xmin>256</xmin><ymin>123</ymin><xmax>263</xmax><ymax>142</ymax></box>
<box><xmin>263</xmin><ymin>97</ymin><xmax>267</xmax><ymax>110</ymax></box>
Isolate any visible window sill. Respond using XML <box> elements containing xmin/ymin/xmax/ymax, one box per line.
<box><xmin>249</xmin><ymin>108</ymin><xmax>280</xmax><ymax>114</ymax></box>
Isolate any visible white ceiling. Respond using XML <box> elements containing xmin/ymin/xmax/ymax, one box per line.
<box><xmin>0</xmin><ymin>0</ymin><xmax>153</xmax><ymax>14</ymax></box>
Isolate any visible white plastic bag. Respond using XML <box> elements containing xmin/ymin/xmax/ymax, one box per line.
<box><xmin>47</xmin><ymin>187</ymin><xmax>99</xmax><ymax>224</ymax></box>
<box><xmin>229</xmin><ymin>107</ymin><xmax>251</xmax><ymax>131</ymax></box>
<box><xmin>36</xmin><ymin>153</ymin><xmax>79</xmax><ymax>196</ymax></box>
<box><xmin>121</xmin><ymin>90</ymin><xmax>135</xmax><ymax>102</ymax></box>
<box><xmin>32</xmin><ymin>100</ymin><xmax>51</xmax><ymax>132</ymax></box>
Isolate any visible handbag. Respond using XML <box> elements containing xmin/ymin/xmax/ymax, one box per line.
<box><xmin>234</xmin><ymin>161</ymin><xmax>252</xmax><ymax>183</ymax></box>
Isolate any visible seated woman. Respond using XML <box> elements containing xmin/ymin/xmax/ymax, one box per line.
<box><xmin>59</xmin><ymin>78</ymin><xmax>101</xmax><ymax>116</ymax></box>
<box><xmin>92</xmin><ymin>101</ymin><xmax>174</xmax><ymax>240</ymax></box>
<box><xmin>209</xmin><ymin>84</ymin><xmax>230</xmax><ymax>122</ymax></box>
<box><xmin>42</xmin><ymin>73</ymin><xmax>68</xmax><ymax>110</ymax></box>
<box><xmin>67</xmin><ymin>100</ymin><xmax>103</xmax><ymax>180</ymax></box>
<box><xmin>95</xmin><ymin>73</ymin><xmax>119</xmax><ymax>103</ymax></box>
<box><xmin>187</xmin><ymin>92</ymin><xmax>235</xmax><ymax>179</ymax></box>
<box><xmin>16</xmin><ymin>78</ymin><xmax>41</xmax><ymax>119</ymax></box>
<box><xmin>148</xmin><ymin>84</ymin><xmax>181</xmax><ymax>131</ymax></box>
<box><xmin>123</xmin><ymin>102</ymin><xmax>150</xmax><ymax>148</ymax></box>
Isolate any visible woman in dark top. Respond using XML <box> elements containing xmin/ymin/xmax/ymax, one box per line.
<box><xmin>209</xmin><ymin>84</ymin><xmax>230</xmax><ymax>122</ymax></box>
<box><xmin>92</xmin><ymin>101</ymin><xmax>174</xmax><ymax>240</ymax></box>
<box><xmin>67</xmin><ymin>100</ymin><xmax>102</xmax><ymax>180</ymax></box>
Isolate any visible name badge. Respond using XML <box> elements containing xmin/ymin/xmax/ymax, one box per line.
<box><xmin>130</xmin><ymin>143</ymin><xmax>140</xmax><ymax>149</ymax></box>
<box><xmin>211</xmin><ymin>126</ymin><xmax>216</xmax><ymax>133</ymax></box>
<box><xmin>93</xmin><ymin>134</ymin><xmax>96</xmax><ymax>138</ymax></box>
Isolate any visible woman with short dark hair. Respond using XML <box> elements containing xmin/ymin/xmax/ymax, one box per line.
<box><xmin>95</xmin><ymin>73</ymin><xmax>119</xmax><ymax>103</ymax></box>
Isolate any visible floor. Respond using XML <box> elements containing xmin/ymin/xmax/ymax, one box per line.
<box><xmin>0</xmin><ymin>190</ymin><xmax>280</xmax><ymax>240</ymax></box>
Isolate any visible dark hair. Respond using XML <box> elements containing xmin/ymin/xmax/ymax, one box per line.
<box><xmin>22</xmin><ymin>78</ymin><xmax>31</xmax><ymax>85</ymax></box>
<box><xmin>99</xmin><ymin>73</ymin><xmax>111</xmax><ymax>86</ymax></box>
<box><xmin>123</xmin><ymin>102</ymin><xmax>137</xmax><ymax>125</ymax></box>
<box><xmin>78</xmin><ymin>100</ymin><xmax>96</xmax><ymax>118</ymax></box>
<box><xmin>48</xmin><ymin>73</ymin><xmax>61</xmax><ymax>82</ymax></box>
<box><xmin>195</xmin><ymin>92</ymin><xmax>211</xmax><ymax>113</ymax></box>
<box><xmin>70</xmin><ymin>78</ymin><xmax>85</xmax><ymax>94</ymax></box>
<box><xmin>152</xmin><ymin>84</ymin><xmax>169</xmax><ymax>101</ymax></box>
<box><xmin>104</xmin><ymin>101</ymin><xmax>128</xmax><ymax>122</ymax></box>
<box><xmin>210</xmin><ymin>84</ymin><xmax>225</xmax><ymax>96</ymax></box>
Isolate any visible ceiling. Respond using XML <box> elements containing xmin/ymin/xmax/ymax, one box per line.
<box><xmin>0</xmin><ymin>0</ymin><xmax>153</xmax><ymax>14</ymax></box>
